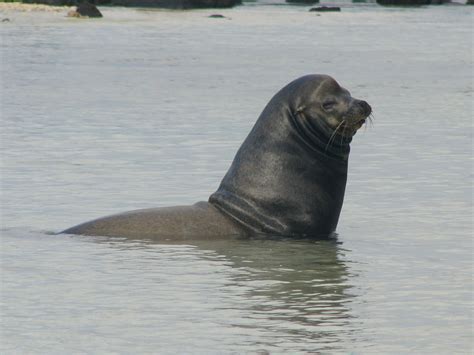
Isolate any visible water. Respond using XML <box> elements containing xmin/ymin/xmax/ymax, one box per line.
<box><xmin>1</xmin><ymin>3</ymin><xmax>473</xmax><ymax>353</ymax></box>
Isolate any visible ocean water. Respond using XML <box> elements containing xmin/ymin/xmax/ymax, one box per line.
<box><xmin>1</xmin><ymin>2</ymin><xmax>472</xmax><ymax>353</ymax></box>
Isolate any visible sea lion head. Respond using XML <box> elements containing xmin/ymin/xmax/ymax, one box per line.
<box><xmin>292</xmin><ymin>75</ymin><xmax>372</xmax><ymax>138</ymax></box>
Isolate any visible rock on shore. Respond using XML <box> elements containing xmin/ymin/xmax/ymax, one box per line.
<box><xmin>286</xmin><ymin>0</ymin><xmax>319</xmax><ymax>4</ymax></box>
<box><xmin>309</xmin><ymin>6</ymin><xmax>341</xmax><ymax>11</ymax></box>
<box><xmin>376</xmin><ymin>0</ymin><xmax>453</xmax><ymax>4</ymax></box>
<box><xmin>67</xmin><ymin>2</ymin><xmax>102</xmax><ymax>17</ymax></box>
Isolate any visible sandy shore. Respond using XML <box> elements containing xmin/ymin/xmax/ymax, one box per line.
<box><xmin>0</xmin><ymin>2</ymin><xmax>72</xmax><ymax>12</ymax></box>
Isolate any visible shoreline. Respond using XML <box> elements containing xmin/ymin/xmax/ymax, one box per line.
<box><xmin>0</xmin><ymin>0</ymin><xmax>470</xmax><ymax>11</ymax></box>
<box><xmin>0</xmin><ymin>2</ymin><xmax>72</xmax><ymax>11</ymax></box>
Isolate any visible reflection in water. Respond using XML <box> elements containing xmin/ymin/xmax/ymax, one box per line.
<box><xmin>93</xmin><ymin>234</ymin><xmax>358</xmax><ymax>351</ymax></box>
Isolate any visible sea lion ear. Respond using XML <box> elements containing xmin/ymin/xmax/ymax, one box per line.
<box><xmin>295</xmin><ymin>105</ymin><xmax>306</xmax><ymax>114</ymax></box>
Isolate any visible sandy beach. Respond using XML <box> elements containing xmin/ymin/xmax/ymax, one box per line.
<box><xmin>0</xmin><ymin>2</ymin><xmax>72</xmax><ymax>12</ymax></box>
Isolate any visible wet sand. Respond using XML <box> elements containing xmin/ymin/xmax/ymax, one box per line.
<box><xmin>0</xmin><ymin>2</ymin><xmax>72</xmax><ymax>12</ymax></box>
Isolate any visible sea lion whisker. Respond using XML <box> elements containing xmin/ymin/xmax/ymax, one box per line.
<box><xmin>367</xmin><ymin>113</ymin><xmax>374</xmax><ymax>127</ymax></box>
<box><xmin>325</xmin><ymin>120</ymin><xmax>345</xmax><ymax>152</ymax></box>
<box><xmin>325</xmin><ymin>123</ymin><xmax>341</xmax><ymax>151</ymax></box>
<box><xmin>340</xmin><ymin>123</ymin><xmax>347</xmax><ymax>145</ymax></box>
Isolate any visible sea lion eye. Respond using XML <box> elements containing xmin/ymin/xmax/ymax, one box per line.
<box><xmin>322</xmin><ymin>99</ymin><xmax>337</xmax><ymax>111</ymax></box>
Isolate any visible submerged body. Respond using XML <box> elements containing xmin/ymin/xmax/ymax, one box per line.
<box><xmin>63</xmin><ymin>75</ymin><xmax>372</xmax><ymax>239</ymax></box>
<box><xmin>63</xmin><ymin>202</ymin><xmax>244</xmax><ymax>239</ymax></box>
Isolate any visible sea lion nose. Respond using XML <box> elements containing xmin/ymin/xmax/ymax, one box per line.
<box><xmin>359</xmin><ymin>100</ymin><xmax>372</xmax><ymax>116</ymax></box>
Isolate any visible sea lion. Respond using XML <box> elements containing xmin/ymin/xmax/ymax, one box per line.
<box><xmin>62</xmin><ymin>74</ymin><xmax>372</xmax><ymax>239</ymax></box>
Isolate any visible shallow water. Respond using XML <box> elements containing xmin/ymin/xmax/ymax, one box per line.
<box><xmin>1</xmin><ymin>2</ymin><xmax>473</xmax><ymax>353</ymax></box>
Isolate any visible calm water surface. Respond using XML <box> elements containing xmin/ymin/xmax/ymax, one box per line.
<box><xmin>1</xmin><ymin>3</ymin><xmax>472</xmax><ymax>353</ymax></box>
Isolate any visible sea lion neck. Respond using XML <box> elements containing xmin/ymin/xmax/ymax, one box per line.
<box><xmin>290</xmin><ymin>109</ymin><xmax>352</xmax><ymax>161</ymax></box>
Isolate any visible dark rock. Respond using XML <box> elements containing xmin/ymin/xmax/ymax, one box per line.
<box><xmin>24</xmin><ymin>0</ymin><xmax>241</xmax><ymax>8</ymax></box>
<box><xmin>67</xmin><ymin>2</ymin><xmax>103</xmax><ymax>17</ymax></box>
<box><xmin>208</xmin><ymin>14</ymin><xmax>226</xmax><ymax>18</ymax></box>
<box><xmin>286</xmin><ymin>0</ymin><xmax>319</xmax><ymax>4</ymax></box>
<box><xmin>376</xmin><ymin>0</ymin><xmax>430</xmax><ymax>5</ymax></box>
<box><xmin>188</xmin><ymin>0</ymin><xmax>240</xmax><ymax>8</ymax></box>
<box><xmin>378</xmin><ymin>0</ymin><xmax>462</xmax><ymax>4</ymax></box>
<box><xmin>2</xmin><ymin>18</ymin><xmax>11</xmax><ymax>22</ymax></box>
<box><xmin>309</xmin><ymin>6</ymin><xmax>341</xmax><ymax>11</ymax></box>
<box><xmin>23</xmin><ymin>0</ymin><xmax>75</xmax><ymax>5</ymax></box>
